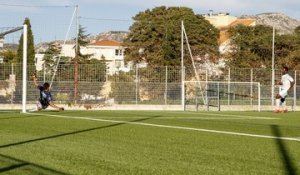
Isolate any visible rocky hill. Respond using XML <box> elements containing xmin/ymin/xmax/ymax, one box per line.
<box><xmin>243</xmin><ymin>13</ymin><xmax>300</xmax><ymax>35</ymax></box>
<box><xmin>91</xmin><ymin>31</ymin><xmax>128</xmax><ymax>42</ymax></box>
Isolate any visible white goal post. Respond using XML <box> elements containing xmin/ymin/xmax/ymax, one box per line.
<box><xmin>22</xmin><ymin>24</ymin><xmax>28</xmax><ymax>113</ymax></box>
<box><xmin>184</xmin><ymin>81</ymin><xmax>261</xmax><ymax>112</ymax></box>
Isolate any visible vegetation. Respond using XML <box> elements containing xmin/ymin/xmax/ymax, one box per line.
<box><xmin>0</xmin><ymin>50</ymin><xmax>17</xmax><ymax>63</ymax></box>
<box><xmin>226</xmin><ymin>24</ymin><xmax>300</xmax><ymax>70</ymax></box>
<box><xmin>123</xmin><ymin>6</ymin><xmax>220</xmax><ymax>66</ymax></box>
<box><xmin>17</xmin><ymin>18</ymin><xmax>35</xmax><ymax>64</ymax></box>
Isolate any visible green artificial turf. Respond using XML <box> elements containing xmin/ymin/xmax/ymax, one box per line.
<box><xmin>0</xmin><ymin>110</ymin><xmax>299</xmax><ymax>174</ymax></box>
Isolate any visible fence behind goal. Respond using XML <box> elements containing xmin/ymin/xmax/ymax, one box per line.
<box><xmin>0</xmin><ymin>63</ymin><xmax>299</xmax><ymax>111</ymax></box>
<box><xmin>184</xmin><ymin>81</ymin><xmax>261</xmax><ymax>111</ymax></box>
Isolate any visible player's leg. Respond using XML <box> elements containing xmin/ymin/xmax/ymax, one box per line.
<box><xmin>28</xmin><ymin>101</ymin><xmax>42</xmax><ymax>112</ymax></box>
<box><xmin>274</xmin><ymin>94</ymin><xmax>282</xmax><ymax>113</ymax></box>
<box><xmin>280</xmin><ymin>97</ymin><xmax>288</xmax><ymax>112</ymax></box>
<box><xmin>279</xmin><ymin>90</ymin><xmax>288</xmax><ymax>112</ymax></box>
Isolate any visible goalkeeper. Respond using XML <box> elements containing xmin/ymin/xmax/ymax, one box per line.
<box><xmin>32</xmin><ymin>74</ymin><xmax>64</xmax><ymax>111</ymax></box>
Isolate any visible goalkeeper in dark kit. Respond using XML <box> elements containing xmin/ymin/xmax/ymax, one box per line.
<box><xmin>31</xmin><ymin>73</ymin><xmax>64</xmax><ymax>111</ymax></box>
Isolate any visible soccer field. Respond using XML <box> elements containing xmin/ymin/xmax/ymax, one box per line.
<box><xmin>0</xmin><ymin>110</ymin><xmax>299</xmax><ymax>175</ymax></box>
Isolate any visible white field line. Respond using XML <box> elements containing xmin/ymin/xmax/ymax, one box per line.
<box><xmin>26</xmin><ymin>113</ymin><xmax>300</xmax><ymax>142</ymax></box>
<box><xmin>166</xmin><ymin>111</ymin><xmax>279</xmax><ymax>120</ymax></box>
<box><xmin>81</xmin><ymin>116</ymin><xmax>278</xmax><ymax>120</ymax></box>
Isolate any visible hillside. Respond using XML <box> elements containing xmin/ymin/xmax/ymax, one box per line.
<box><xmin>243</xmin><ymin>13</ymin><xmax>300</xmax><ymax>35</ymax></box>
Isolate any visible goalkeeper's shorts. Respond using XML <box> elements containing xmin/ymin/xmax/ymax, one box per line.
<box><xmin>279</xmin><ymin>89</ymin><xmax>288</xmax><ymax>98</ymax></box>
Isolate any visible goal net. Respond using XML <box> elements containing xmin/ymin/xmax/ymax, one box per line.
<box><xmin>184</xmin><ymin>81</ymin><xmax>261</xmax><ymax>111</ymax></box>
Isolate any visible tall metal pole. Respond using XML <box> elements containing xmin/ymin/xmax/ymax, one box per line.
<box><xmin>165</xmin><ymin>66</ymin><xmax>168</xmax><ymax>105</ymax></box>
<box><xmin>22</xmin><ymin>24</ymin><xmax>28</xmax><ymax>113</ymax></box>
<box><xmin>181</xmin><ymin>21</ymin><xmax>185</xmax><ymax>111</ymax></box>
<box><xmin>74</xmin><ymin>5</ymin><xmax>79</xmax><ymax>104</ymax></box>
<box><xmin>294</xmin><ymin>71</ymin><xmax>297</xmax><ymax>111</ymax></box>
<box><xmin>271</xmin><ymin>26</ymin><xmax>275</xmax><ymax>106</ymax></box>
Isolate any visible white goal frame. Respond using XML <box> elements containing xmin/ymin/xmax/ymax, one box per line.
<box><xmin>183</xmin><ymin>81</ymin><xmax>261</xmax><ymax>112</ymax></box>
<box><xmin>21</xmin><ymin>24</ymin><xmax>28</xmax><ymax>113</ymax></box>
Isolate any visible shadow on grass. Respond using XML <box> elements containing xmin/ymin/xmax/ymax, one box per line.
<box><xmin>0</xmin><ymin>115</ymin><xmax>42</xmax><ymax>121</ymax></box>
<box><xmin>271</xmin><ymin>125</ymin><xmax>297</xmax><ymax>175</ymax></box>
<box><xmin>0</xmin><ymin>115</ymin><xmax>160</xmax><ymax>149</ymax></box>
<box><xmin>0</xmin><ymin>154</ymin><xmax>68</xmax><ymax>174</ymax></box>
<box><xmin>0</xmin><ymin>115</ymin><xmax>160</xmax><ymax>174</ymax></box>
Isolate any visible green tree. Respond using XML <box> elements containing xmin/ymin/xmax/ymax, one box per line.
<box><xmin>0</xmin><ymin>50</ymin><xmax>17</xmax><ymax>63</ymax></box>
<box><xmin>123</xmin><ymin>6</ymin><xmax>219</xmax><ymax>66</ymax></box>
<box><xmin>294</xmin><ymin>26</ymin><xmax>300</xmax><ymax>35</ymax></box>
<box><xmin>226</xmin><ymin>24</ymin><xmax>300</xmax><ymax>70</ymax></box>
<box><xmin>74</xmin><ymin>25</ymin><xmax>93</xmax><ymax>63</ymax></box>
<box><xmin>43</xmin><ymin>42</ymin><xmax>62</xmax><ymax>72</ymax></box>
<box><xmin>17</xmin><ymin>17</ymin><xmax>35</xmax><ymax>63</ymax></box>
<box><xmin>73</xmin><ymin>25</ymin><xmax>94</xmax><ymax>101</ymax></box>
<box><xmin>276</xmin><ymin>34</ymin><xmax>300</xmax><ymax>70</ymax></box>
<box><xmin>225</xmin><ymin>25</ymin><xmax>273</xmax><ymax>68</ymax></box>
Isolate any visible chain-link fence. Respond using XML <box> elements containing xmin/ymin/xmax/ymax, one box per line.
<box><xmin>0</xmin><ymin>63</ymin><xmax>299</xmax><ymax>111</ymax></box>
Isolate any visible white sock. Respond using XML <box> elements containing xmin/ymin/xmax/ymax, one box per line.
<box><xmin>275</xmin><ymin>99</ymin><xmax>280</xmax><ymax>109</ymax></box>
<box><xmin>282</xmin><ymin>101</ymin><xmax>286</xmax><ymax>110</ymax></box>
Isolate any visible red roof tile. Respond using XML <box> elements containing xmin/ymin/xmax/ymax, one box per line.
<box><xmin>90</xmin><ymin>39</ymin><xmax>122</xmax><ymax>46</ymax></box>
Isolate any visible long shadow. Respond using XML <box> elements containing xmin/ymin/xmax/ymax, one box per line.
<box><xmin>0</xmin><ymin>115</ymin><xmax>42</xmax><ymax>121</ymax></box>
<box><xmin>0</xmin><ymin>115</ymin><xmax>160</xmax><ymax>174</ymax></box>
<box><xmin>0</xmin><ymin>115</ymin><xmax>160</xmax><ymax>149</ymax></box>
<box><xmin>0</xmin><ymin>154</ymin><xmax>68</xmax><ymax>174</ymax></box>
<box><xmin>271</xmin><ymin>125</ymin><xmax>297</xmax><ymax>175</ymax></box>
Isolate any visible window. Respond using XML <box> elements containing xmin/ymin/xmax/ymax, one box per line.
<box><xmin>115</xmin><ymin>49</ymin><xmax>123</xmax><ymax>56</ymax></box>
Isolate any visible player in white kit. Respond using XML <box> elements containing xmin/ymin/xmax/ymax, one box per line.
<box><xmin>273</xmin><ymin>66</ymin><xmax>295</xmax><ymax>113</ymax></box>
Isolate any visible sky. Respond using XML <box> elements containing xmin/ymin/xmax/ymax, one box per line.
<box><xmin>0</xmin><ymin>0</ymin><xmax>300</xmax><ymax>43</ymax></box>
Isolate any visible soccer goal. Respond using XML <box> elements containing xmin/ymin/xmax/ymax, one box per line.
<box><xmin>0</xmin><ymin>25</ymin><xmax>28</xmax><ymax>112</ymax></box>
<box><xmin>0</xmin><ymin>4</ymin><xmax>78</xmax><ymax>112</ymax></box>
<box><xmin>184</xmin><ymin>81</ymin><xmax>261</xmax><ymax>111</ymax></box>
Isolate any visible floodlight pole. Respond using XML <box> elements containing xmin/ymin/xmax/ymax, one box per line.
<box><xmin>22</xmin><ymin>24</ymin><xmax>28</xmax><ymax>113</ymax></box>
<box><xmin>271</xmin><ymin>26</ymin><xmax>275</xmax><ymax>106</ymax></box>
<box><xmin>181</xmin><ymin>20</ymin><xmax>185</xmax><ymax>111</ymax></box>
<box><xmin>74</xmin><ymin>5</ymin><xmax>79</xmax><ymax>104</ymax></box>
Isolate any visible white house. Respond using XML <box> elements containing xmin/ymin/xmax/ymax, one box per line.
<box><xmin>36</xmin><ymin>39</ymin><xmax>129</xmax><ymax>74</ymax></box>
<box><xmin>87</xmin><ymin>39</ymin><xmax>128</xmax><ymax>74</ymax></box>
<box><xmin>204</xmin><ymin>11</ymin><xmax>256</xmax><ymax>53</ymax></box>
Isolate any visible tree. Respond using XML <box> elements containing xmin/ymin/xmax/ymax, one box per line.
<box><xmin>43</xmin><ymin>42</ymin><xmax>62</xmax><ymax>72</ymax></box>
<box><xmin>17</xmin><ymin>18</ymin><xmax>35</xmax><ymax>64</ymax></box>
<box><xmin>226</xmin><ymin>24</ymin><xmax>300</xmax><ymax>70</ymax></box>
<box><xmin>225</xmin><ymin>25</ymin><xmax>274</xmax><ymax>68</ymax></box>
<box><xmin>276</xmin><ymin>34</ymin><xmax>300</xmax><ymax>70</ymax></box>
<box><xmin>0</xmin><ymin>50</ymin><xmax>17</xmax><ymax>63</ymax></box>
<box><xmin>73</xmin><ymin>25</ymin><xmax>94</xmax><ymax>102</ymax></box>
<box><xmin>294</xmin><ymin>26</ymin><xmax>300</xmax><ymax>35</ymax></box>
<box><xmin>123</xmin><ymin>6</ymin><xmax>220</xmax><ymax>66</ymax></box>
<box><xmin>74</xmin><ymin>25</ymin><xmax>93</xmax><ymax>63</ymax></box>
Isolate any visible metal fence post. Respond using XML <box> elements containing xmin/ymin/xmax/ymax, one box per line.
<box><xmin>251</xmin><ymin>68</ymin><xmax>253</xmax><ymax>105</ymax></box>
<box><xmin>258</xmin><ymin>82</ymin><xmax>261</xmax><ymax>112</ymax></box>
<box><xmin>11</xmin><ymin>63</ymin><xmax>14</xmax><ymax>105</ymax></box>
<box><xmin>218</xmin><ymin>82</ymin><xmax>220</xmax><ymax>111</ymax></box>
<box><xmin>164</xmin><ymin>66</ymin><xmax>168</xmax><ymax>105</ymax></box>
<box><xmin>294</xmin><ymin>71</ymin><xmax>297</xmax><ymax>111</ymax></box>
<box><xmin>181</xmin><ymin>66</ymin><xmax>185</xmax><ymax>111</ymax></box>
<box><xmin>228</xmin><ymin>68</ymin><xmax>231</xmax><ymax>105</ymax></box>
<box><xmin>205</xmin><ymin>69</ymin><xmax>208</xmax><ymax>110</ymax></box>
<box><xmin>135</xmin><ymin>65</ymin><xmax>139</xmax><ymax>105</ymax></box>
<box><xmin>43</xmin><ymin>63</ymin><xmax>46</xmax><ymax>83</ymax></box>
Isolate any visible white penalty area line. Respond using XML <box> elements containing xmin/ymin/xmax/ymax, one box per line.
<box><xmin>82</xmin><ymin>116</ymin><xmax>277</xmax><ymax>120</ymax></box>
<box><xmin>26</xmin><ymin>113</ymin><xmax>299</xmax><ymax>142</ymax></box>
<box><xmin>166</xmin><ymin>111</ymin><xmax>280</xmax><ymax>120</ymax></box>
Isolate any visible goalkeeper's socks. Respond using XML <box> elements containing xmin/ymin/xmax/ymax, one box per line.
<box><xmin>275</xmin><ymin>98</ymin><xmax>281</xmax><ymax>107</ymax></box>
